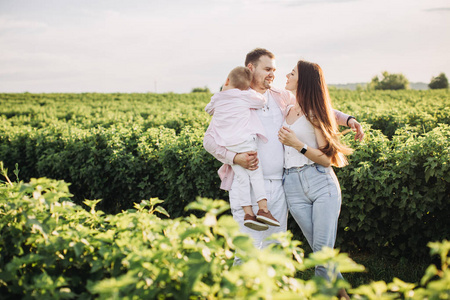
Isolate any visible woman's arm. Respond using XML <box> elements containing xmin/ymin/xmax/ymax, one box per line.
<box><xmin>278</xmin><ymin>126</ymin><xmax>331</xmax><ymax>167</ymax></box>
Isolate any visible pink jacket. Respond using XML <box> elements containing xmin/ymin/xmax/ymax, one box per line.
<box><xmin>205</xmin><ymin>88</ymin><xmax>268</xmax><ymax>146</ymax></box>
<box><xmin>204</xmin><ymin>88</ymin><xmax>293</xmax><ymax>190</ymax></box>
<box><xmin>203</xmin><ymin>87</ymin><xmax>349</xmax><ymax>191</ymax></box>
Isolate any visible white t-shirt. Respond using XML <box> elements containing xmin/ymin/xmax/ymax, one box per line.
<box><xmin>283</xmin><ymin>114</ymin><xmax>318</xmax><ymax>168</ymax></box>
<box><xmin>256</xmin><ymin>91</ymin><xmax>285</xmax><ymax>179</ymax></box>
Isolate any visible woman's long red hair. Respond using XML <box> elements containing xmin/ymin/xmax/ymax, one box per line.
<box><xmin>295</xmin><ymin>60</ymin><xmax>353</xmax><ymax>167</ymax></box>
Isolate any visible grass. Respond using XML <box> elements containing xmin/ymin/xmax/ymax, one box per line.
<box><xmin>344</xmin><ymin>252</ymin><xmax>430</xmax><ymax>286</ymax></box>
<box><xmin>296</xmin><ymin>247</ymin><xmax>431</xmax><ymax>287</ymax></box>
<box><xmin>288</xmin><ymin>226</ymin><xmax>432</xmax><ymax>287</ymax></box>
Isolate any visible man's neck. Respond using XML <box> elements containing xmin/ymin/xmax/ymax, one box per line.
<box><xmin>251</xmin><ymin>86</ymin><xmax>268</xmax><ymax>94</ymax></box>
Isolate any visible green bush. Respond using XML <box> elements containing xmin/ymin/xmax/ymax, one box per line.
<box><xmin>1</xmin><ymin>92</ymin><xmax>450</xmax><ymax>258</ymax></box>
<box><xmin>0</xmin><ymin>172</ymin><xmax>449</xmax><ymax>299</ymax></box>
<box><xmin>429</xmin><ymin>73</ymin><xmax>449</xmax><ymax>90</ymax></box>
<box><xmin>0</xmin><ymin>173</ymin><xmax>359</xmax><ymax>299</ymax></box>
<box><xmin>2</xmin><ymin>122</ymin><xmax>449</xmax><ymax>258</ymax></box>
<box><xmin>369</xmin><ymin>71</ymin><xmax>410</xmax><ymax>90</ymax></box>
<box><xmin>0</xmin><ymin>124</ymin><xmax>226</xmax><ymax>215</ymax></box>
<box><xmin>336</xmin><ymin>124</ymin><xmax>450</xmax><ymax>257</ymax></box>
<box><xmin>191</xmin><ymin>87</ymin><xmax>211</xmax><ymax>93</ymax></box>
<box><xmin>331</xmin><ymin>90</ymin><xmax>450</xmax><ymax>139</ymax></box>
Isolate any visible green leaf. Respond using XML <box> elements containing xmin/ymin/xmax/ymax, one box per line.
<box><xmin>154</xmin><ymin>206</ymin><xmax>170</xmax><ymax>217</ymax></box>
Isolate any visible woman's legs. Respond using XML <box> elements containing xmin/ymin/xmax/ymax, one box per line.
<box><xmin>284</xmin><ymin>169</ymin><xmax>314</xmax><ymax>246</ymax></box>
<box><xmin>284</xmin><ymin>165</ymin><xmax>344</xmax><ymax>282</ymax></box>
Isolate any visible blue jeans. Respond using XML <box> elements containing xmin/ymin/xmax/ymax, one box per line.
<box><xmin>283</xmin><ymin>163</ymin><xmax>344</xmax><ymax>281</ymax></box>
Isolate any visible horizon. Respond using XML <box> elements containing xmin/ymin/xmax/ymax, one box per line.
<box><xmin>0</xmin><ymin>81</ymin><xmax>433</xmax><ymax>94</ymax></box>
<box><xmin>1</xmin><ymin>0</ymin><xmax>449</xmax><ymax>93</ymax></box>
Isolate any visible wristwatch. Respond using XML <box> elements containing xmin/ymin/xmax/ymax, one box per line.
<box><xmin>300</xmin><ymin>144</ymin><xmax>308</xmax><ymax>154</ymax></box>
<box><xmin>347</xmin><ymin>115</ymin><xmax>356</xmax><ymax>126</ymax></box>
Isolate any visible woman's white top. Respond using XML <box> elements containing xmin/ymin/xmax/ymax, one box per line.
<box><xmin>283</xmin><ymin>113</ymin><xmax>318</xmax><ymax>169</ymax></box>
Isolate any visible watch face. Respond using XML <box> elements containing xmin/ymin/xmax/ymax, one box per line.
<box><xmin>300</xmin><ymin>145</ymin><xmax>307</xmax><ymax>154</ymax></box>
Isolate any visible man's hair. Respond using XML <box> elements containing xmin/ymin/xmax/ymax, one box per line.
<box><xmin>245</xmin><ymin>48</ymin><xmax>275</xmax><ymax>68</ymax></box>
<box><xmin>228</xmin><ymin>66</ymin><xmax>252</xmax><ymax>90</ymax></box>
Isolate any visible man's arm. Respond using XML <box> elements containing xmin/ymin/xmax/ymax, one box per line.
<box><xmin>333</xmin><ymin>109</ymin><xmax>364</xmax><ymax>141</ymax></box>
<box><xmin>203</xmin><ymin>125</ymin><xmax>235</xmax><ymax>165</ymax></box>
<box><xmin>333</xmin><ymin>109</ymin><xmax>349</xmax><ymax>126</ymax></box>
<box><xmin>203</xmin><ymin>124</ymin><xmax>259</xmax><ymax>169</ymax></box>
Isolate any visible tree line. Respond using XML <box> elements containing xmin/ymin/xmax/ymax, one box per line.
<box><xmin>368</xmin><ymin>72</ymin><xmax>448</xmax><ymax>90</ymax></box>
<box><xmin>192</xmin><ymin>72</ymin><xmax>449</xmax><ymax>93</ymax></box>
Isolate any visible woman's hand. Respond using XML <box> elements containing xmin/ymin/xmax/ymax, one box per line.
<box><xmin>278</xmin><ymin>126</ymin><xmax>302</xmax><ymax>148</ymax></box>
<box><xmin>279</xmin><ymin>125</ymin><xmax>332</xmax><ymax>167</ymax></box>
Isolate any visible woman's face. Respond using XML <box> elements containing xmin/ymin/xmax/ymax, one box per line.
<box><xmin>285</xmin><ymin>67</ymin><xmax>298</xmax><ymax>92</ymax></box>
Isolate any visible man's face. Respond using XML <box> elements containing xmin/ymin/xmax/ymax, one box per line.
<box><xmin>248</xmin><ymin>55</ymin><xmax>276</xmax><ymax>92</ymax></box>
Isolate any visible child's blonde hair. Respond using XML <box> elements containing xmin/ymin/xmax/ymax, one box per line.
<box><xmin>228</xmin><ymin>66</ymin><xmax>252</xmax><ymax>90</ymax></box>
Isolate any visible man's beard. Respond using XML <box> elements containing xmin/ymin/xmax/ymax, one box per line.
<box><xmin>252</xmin><ymin>77</ymin><xmax>272</xmax><ymax>91</ymax></box>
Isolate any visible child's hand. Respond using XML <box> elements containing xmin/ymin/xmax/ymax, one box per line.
<box><xmin>234</xmin><ymin>151</ymin><xmax>259</xmax><ymax>170</ymax></box>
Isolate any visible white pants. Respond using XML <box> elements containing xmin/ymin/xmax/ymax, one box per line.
<box><xmin>230</xmin><ymin>178</ymin><xmax>288</xmax><ymax>265</ymax></box>
<box><xmin>226</xmin><ymin>135</ymin><xmax>267</xmax><ymax>207</ymax></box>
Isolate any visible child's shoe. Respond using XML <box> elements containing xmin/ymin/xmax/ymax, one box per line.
<box><xmin>256</xmin><ymin>209</ymin><xmax>281</xmax><ymax>227</ymax></box>
<box><xmin>244</xmin><ymin>214</ymin><xmax>269</xmax><ymax>231</ymax></box>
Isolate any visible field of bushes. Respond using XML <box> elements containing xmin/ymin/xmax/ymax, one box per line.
<box><xmin>0</xmin><ymin>90</ymin><xmax>449</xmax><ymax>298</ymax></box>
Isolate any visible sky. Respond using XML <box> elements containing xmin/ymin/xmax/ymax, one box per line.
<box><xmin>1</xmin><ymin>0</ymin><xmax>449</xmax><ymax>93</ymax></box>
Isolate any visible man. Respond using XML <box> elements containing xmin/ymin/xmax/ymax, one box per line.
<box><xmin>203</xmin><ymin>48</ymin><xmax>364</xmax><ymax>260</ymax></box>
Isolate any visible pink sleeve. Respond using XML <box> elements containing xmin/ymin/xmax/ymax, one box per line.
<box><xmin>242</xmin><ymin>90</ymin><xmax>266</xmax><ymax>109</ymax></box>
<box><xmin>333</xmin><ymin>109</ymin><xmax>350</xmax><ymax>126</ymax></box>
<box><xmin>203</xmin><ymin>124</ymin><xmax>236</xmax><ymax>165</ymax></box>
<box><xmin>205</xmin><ymin>102</ymin><xmax>214</xmax><ymax>115</ymax></box>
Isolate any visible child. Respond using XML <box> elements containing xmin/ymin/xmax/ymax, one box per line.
<box><xmin>205</xmin><ymin>66</ymin><xmax>280</xmax><ymax>231</ymax></box>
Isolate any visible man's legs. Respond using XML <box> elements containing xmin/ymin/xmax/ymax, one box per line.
<box><xmin>230</xmin><ymin>178</ymin><xmax>287</xmax><ymax>265</ymax></box>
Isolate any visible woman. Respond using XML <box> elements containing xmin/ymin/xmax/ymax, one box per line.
<box><xmin>278</xmin><ymin>60</ymin><xmax>353</xmax><ymax>300</ymax></box>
